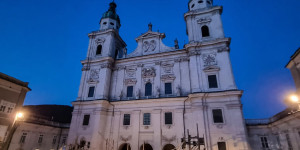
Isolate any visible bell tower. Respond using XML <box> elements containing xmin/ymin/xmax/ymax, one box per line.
<box><xmin>185</xmin><ymin>0</ymin><xmax>224</xmax><ymax>43</ymax></box>
<box><xmin>184</xmin><ymin>0</ymin><xmax>237</xmax><ymax>92</ymax></box>
<box><xmin>188</xmin><ymin>0</ymin><xmax>213</xmax><ymax>11</ymax></box>
<box><xmin>77</xmin><ymin>1</ymin><xmax>126</xmax><ymax>101</ymax></box>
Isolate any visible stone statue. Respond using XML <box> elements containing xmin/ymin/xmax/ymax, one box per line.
<box><xmin>156</xmin><ymin>87</ymin><xmax>160</xmax><ymax>98</ymax></box>
<box><xmin>136</xmin><ymin>89</ymin><xmax>140</xmax><ymax>99</ymax></box>
<box><xmin>148</xmin><ymin>23</ymin><xmax>152</xmax><ymax>31</ymax></box>
<box><xmin>176</xmin><ymin>86</ymin><xmax>181</xmax><ymax>96</ymax></box>
<box><xmin>119</xmin><ymin>90</ymin><xmax>123</xmax><ymax>100</ymax></box>
<box><xmin>174</xmin><ymin>38</ymin><xmax>179</xmax><ymax>49</ymax></box>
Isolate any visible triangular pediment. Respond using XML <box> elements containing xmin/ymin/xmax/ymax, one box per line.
<box><xmin>135</xmin><ymin>31</ymin><xmax>165</xmax><ymax>41</ymax></box>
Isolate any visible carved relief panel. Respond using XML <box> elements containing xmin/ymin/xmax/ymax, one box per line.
<box><xmin>161</xmin><ymin>62</ymin><xmax>174</xmax><ymax>74</ymax></box>
<box><xmin>142</xmin><ymin>40</ymin><xmax>157</xmax><ymax>53</ymax></box>
<box><xmin>125</xmin><ymin>66</ymin><xmax>137</xmax><ymax>78</ymax></box>
<box><xmin>202</xmin><ymin>53</ymin><xmax>217</xmax><ymax>66</ymax></box>
<box><xmin>142</xmin><ymin>67</ymin><xmax>156</xmax><ymax>78</ymax></box>
<box><xmin>88</xmin><ymin>69</ymin><xmax>100</xmax><ymax>83</ymax></box>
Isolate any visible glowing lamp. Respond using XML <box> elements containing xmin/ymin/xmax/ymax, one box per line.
<box><xmin>290</xmin><ymin>95</ymin><xmax>299</xmax><ymax>103</ymax></box>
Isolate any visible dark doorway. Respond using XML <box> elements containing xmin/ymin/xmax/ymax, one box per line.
<box><xmin>140</xmin><ymin>143</ymin><xmax>153</xmax><ymax>150</ymax></box>
<box><xmin>218</xmin><ymin>142</ymin><xmax>227</xmax><ymax>150</ymax></box>
<box><xmin>119</xmin><ymin>143</ymin><xmax>131</xmax><ymax>150</ymax></box>
<box><xmin>163</xmin><ymin>144</ymin><xmax>176</xmax><ymax>150</ymax></box>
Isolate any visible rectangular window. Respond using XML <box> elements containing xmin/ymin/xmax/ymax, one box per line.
<box><xmin>38</xmin><ymin>135</ymin><xmax>43</xmax><ymax>144</ymax></box>
<box><xmin>260</xmin><ymin>136</ymin><xmax>269</xmax><ymax>148</ymax></box>
<box><xmin>286</xmin><ymin>134</ymin><xmax>293</xmax><ymax>150</ymax></box>
<box><xmin>165</xmin><ymin>83</ymin><xmax>172</xmax><ymax>95</ymax></box>
<box><xmin>165</xmin><ymin>112</ymin><xmax>173</xmax><ymax>125</ymax></box>
<box><xmin>83</xmin><ymin>115</ymin><xmax>90</xmax><ymax>126</ymax></box>
<box><xmin>127</xmin><ymin>86</ymin><xmax>133</xmax><ymax>97</ymax></box>
<box><xmin>20</xmin><ymin>133</ymin><xmax>27</xmax><ymax>143</ymax></box>
<box><xmin>88</xmin><ymin>86</ymin><xmax>95</xmax><ymax>97</ymax></box>
<box><xmin>52</xmin><ymin>136</ymin><xmax>57</xmax><ymax>145</ymax></box>
<box><xmin>212</xmin><ymin>109</ymin><xmax>224</xmax><ymax>123</ymax></box>
<box><xmin>208</xmin><ymin>75</ymin><xmax>218</xmax><ymax>88</ymax></box>
<box><xmin>217</xmin><ymin>142</ymin><xmax>226</xmax><ymax>150</ymax></box>
<box><xmin>123</xmin><ymin>114</ymin><xmax>131</xmax><ymax>126</ymax></box>
<box><xmin>0</xmin><ymin>106</ymin><xmax>6</xmax><ymax>112</ymax></box>
<box><xmin>62</xmin><ymin>137</ymin><xmax>67</xmax><ymax>145</ymax></box>
<box><xmin>143</xmin><ymin>113</ymin><xmax>151</xmax><ymax>125</ymax></box>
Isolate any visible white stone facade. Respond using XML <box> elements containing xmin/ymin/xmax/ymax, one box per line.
<box><xmin>67</xmin><ymin>1</ymin><xmax>249</xmax><ymax>150</ymax></box>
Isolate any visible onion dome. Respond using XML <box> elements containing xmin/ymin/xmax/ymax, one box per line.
<box><xmin>101</xmin><ymin>2</ymin><xmax>121</xmax><ymax>25</ymax></box>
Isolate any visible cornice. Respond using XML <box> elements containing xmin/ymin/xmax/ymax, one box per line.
<box><xmin>88</xmin><ymin>29</ymin><xmax>127</xmax><ymax>47</ymax></box>
<box><xmin>184</xmin><ymin>6</ymin><xmax>223</xmax><ymax>20</ymax></box>
<box><xmin>116</xmin><ymin>49</ymin><xmax>187</xmax><ymax>64</ymax></box>
<box><xmin>188</xmin><ymin>90</ymin><xmax>243</xmax><ymax>98</ymax></box>
<box><xmin>185</xmin><ymin>38</ymin><xmax>231</xmax><ymax>50</ymax></box>
<box><xmin>81</xmin><ymin>57</ymin><xmax>114</xmax><ymax>64</ymax></box>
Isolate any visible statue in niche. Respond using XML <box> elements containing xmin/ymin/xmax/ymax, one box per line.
<box><xmin>156</xmin><ymin>87</ymin><xmax>160</xmax><ymax>98</ymax></box>
<box><xmin>136</xmin><ymin>89</ymin><xmax>140</xmax><ymax>99</ymax></box>
<box><xmin>119</xmin><ymin>90</ymin><xmax>123</xmax><ymax>100</ymax></box>
<box><xmin>176</xmin><ymin>86</ymin><xmax>181</xmax><ymax>96</ymax></box>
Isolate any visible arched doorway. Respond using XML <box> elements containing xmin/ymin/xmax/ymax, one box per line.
<box><xmin>163</xmin><ymin>144</ymin><xmax>176</xmax><ymax>150</ymax></box>
<box><xmin>140</xmin><ymin>143</ymin><xmax>153</xmax><ymax>150</ymax></box>
<box><xmin>119</xmin><ymin>143</ymin><xmax>131</xmax><ymax>150</ymax></box>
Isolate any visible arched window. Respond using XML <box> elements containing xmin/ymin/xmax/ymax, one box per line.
<box><xmin>96</xmin><ymin>45</ymin><xmax>102</xmax><ymax>55</ymax></box>
<box><xmin>207</xmin><ymin>0</ymin><xmax>212</xmax><ymax>5</ymax></box>
<box><xmin>163</xmin><ymin>144</ymin><xmax>176</xmax><ymax>150</ymax></box>
<box><xmin>201</xmin><ymin>25</ymin><xmax>210</xmax><ymax>37</ymax></box>
<box><xmin>145</xmin><ymin>83</ymin><xmax>152</xmax><ymax>96</ymax></box>
<box><xmin>119</xmin><ymin>143</ymin><xmax>131</xmax><ymax>150</ymax></box>
<box><xmin>140</xmin><ymin>144</ymin><xmax>153</xmax><ymax>150</ymax></box>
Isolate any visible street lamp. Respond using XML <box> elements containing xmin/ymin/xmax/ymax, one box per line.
<box><xmin>2</xmin><ymin>112</ymin><xmax>24</xmax><ymax>150</ymax></box>
<box><xmin>289</xmin><ymin>94</ymin><xmax>300</xmax><ymax>111</ymax></box>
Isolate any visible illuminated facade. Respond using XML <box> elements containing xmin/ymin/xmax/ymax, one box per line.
<box><xmin>67</xmin><ymin>1</ymin><xmax>250</xmax><ymax>150</ymax></box>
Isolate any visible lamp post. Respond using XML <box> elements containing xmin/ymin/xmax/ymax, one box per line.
<box><xmin>2</xmin><ymin>112</ymin><xmax>24</xmax><ymax>150</ymax></box>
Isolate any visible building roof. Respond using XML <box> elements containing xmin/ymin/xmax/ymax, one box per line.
<box><xmin>285</xmin><ymin>47</ymin><xmax>300</xmax><ymax>68</ymax></box>
<box><xmin>245</xmin><ymin>107</ymin><xmax>296</xmax><ymax>126</ymax></box>
<box><xmin>0</xmin><ymin>72</ymin><xmax>31</xmax><ymax>91</ymax></box>
<box><xmin>22</xmin><ymin>105</ymin><xmax>73</xmax><ymax>124</ymax></box>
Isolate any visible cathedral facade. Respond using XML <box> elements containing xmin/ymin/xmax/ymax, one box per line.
<box><xmin>67</xmin><ymin>1</ymin><xmax>250</xmax><ymax>150</ymax></box>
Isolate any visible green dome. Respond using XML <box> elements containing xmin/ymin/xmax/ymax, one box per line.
<box><xmin>101</xmin><ymin>2</ymin><xmax>121</xmax><ymax>25</ymax></box>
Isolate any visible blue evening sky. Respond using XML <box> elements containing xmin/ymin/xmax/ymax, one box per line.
<box><xmin>0</xmin><ymin>0</ymin><xmax>299</xmax><ymax>119</ymax></box>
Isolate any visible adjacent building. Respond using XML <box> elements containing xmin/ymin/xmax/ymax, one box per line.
<box><xmin>67</xmin><ymin>1</ymin><xmax>250</xmax><ymax>150</ymax></box>
<box><xmin>246</xmin><ymin>108</ymin><xmax>300</xmax><ymax>150</ymax></box>
<box><xmin>0</xmin><ymin>72</ymin><xmax>31</xmax><ymax>149</ymax></box>
<box><xmin>8</xmin><ymin>105</ymin><xmax>73</xmax><ymax>150</ymax></box>
<box><xmin>286</xmin><ymin>48</ymin><xmax>300</xmax><ymax>95</ymax></box>
<box><xmin>245</xmin><ymin>47</ymin><xmax>300</xmax><ymax>150</ymax></box>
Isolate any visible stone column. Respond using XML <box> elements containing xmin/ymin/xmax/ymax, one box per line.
<box><xmin>152</xmin><ymin>109</ymin><xmax>162</xmax><ymax>150</ymax></box>
<box><xmin>132</xmin><ymin>110</ymin><xmax>141</xmax><ymax>149</ymax></box>
<box><xmin>136</xmin><ymin>64</ymin><xmax>144</xmax><ymax>99</ymax></box>
<box><xmin>154</xmin><ymin>61</ymin><xmax>161</xmax><ymax>98</ymax></box>
<box><xmin>99</xmin><ymin>62</ymin><xmax>113</xmax><ymax>99</ymax></box>
<box><xmin>188</xmin><ymin>51</ymin><xmax>201</xmax><ymax>93</ymax></box>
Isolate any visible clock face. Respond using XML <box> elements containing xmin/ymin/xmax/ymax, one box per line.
<box><xmin>143</xmin><ymin>40</ymin><xmax>156</xmax><ymax>52</ymax></box>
